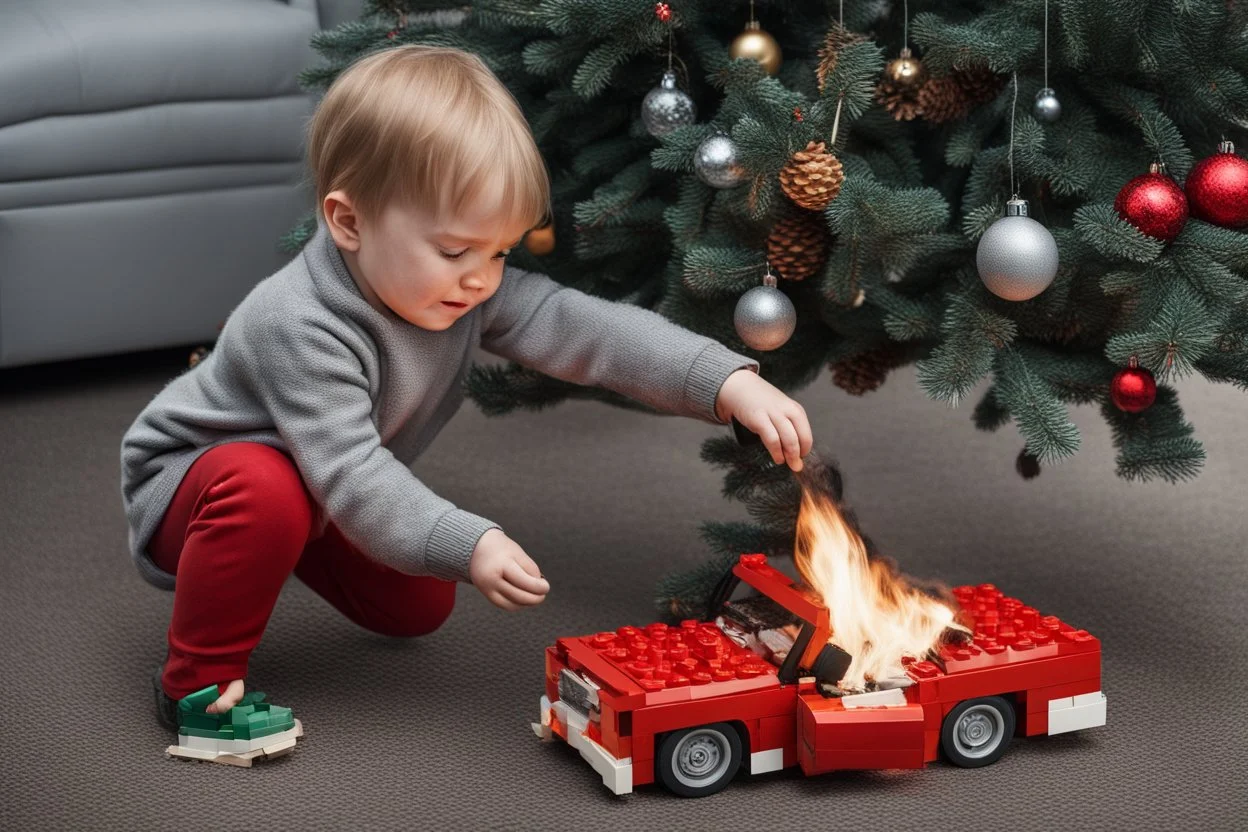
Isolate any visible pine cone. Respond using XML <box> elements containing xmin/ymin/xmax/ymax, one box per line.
<box><xmin>916</xmin><ymin>75</ymin><xmax>970</xmax><ymax>123</ymax></box>
<box><xmin>816</xmin><ymin>23</ymin><xmax>868</xmax><ymax>93</ymax></box>
<box><xmin>830</xmin><ymin>343</ymin><xmax>909</xmax><ymax>395</ymax></box>
<box><xmin>767</xmin><ymin>211</ymin><xmax>829</xmax><ymax>281</ymax></box>
<box><xmin>876</xmin><ymin>78</ymin><xmax>922</xmax><ymax>121</ymax></box>
<box><xmin>779</xmin><ymin>141</ymin><xmax>845</xmax><ymax>211</ymax></box>
<box><xmin>952</xmin><ymin>64</ymin><xmax>1007</xmax><ymax>107</ymax></box>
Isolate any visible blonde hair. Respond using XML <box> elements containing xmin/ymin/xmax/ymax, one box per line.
<box><xmin>306</xmin><ymin>45</ymin><xmax>551</xmax><ymax>231</ymax></box>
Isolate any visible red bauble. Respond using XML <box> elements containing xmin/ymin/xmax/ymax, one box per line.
<box><xmin>1185</xmin><ymin>141</ymin><xmax>1248</xmax><ymax>228</ymax></box>
<box><xmin>1111</xmin><ymin>359</ymin><xmax>1157</xmax><ymax>413</ymax></box>
<box><xmin>654</xmin><ymin>2</ymin><xmax>672</xmax><ymax>22</ymax></box>
<box><xmin>1114</xmin><ymin>164</ymin><xmax>1188</xmax><ymax>241</ymax></box>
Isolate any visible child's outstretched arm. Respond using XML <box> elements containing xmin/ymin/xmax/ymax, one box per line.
<box><xmin>481</xmin><ymin>266</ymin><xmax>762</xmax><ymax>426</ymax></box>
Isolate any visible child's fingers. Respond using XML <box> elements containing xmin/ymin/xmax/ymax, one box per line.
<box><xmin>771</xmin><ymin>414</ymin><xmax>803</xmax><ymax>470</ymax></box>
<box><xmin>512</xmin><ymin>549</ymin><xmax>543</xmax><ymax>580</ymax></box>
<box><xmin>792</xmin><ymin>404</ymin><xmax>813</xmax><ymax>457</ymax></box>
<box><xmin>485</xmin><ymin>589</ymin><xmax>522</xmax><ymax>612</ymax></box>
<box><xmin>496</xmin><ymin>580</ymin><xmax>547</xmax><ymax>608</ymax></box>
<box><xmin>504</xmin><ymin>560</ymin><xmax>550</xmax><ymax>596</ymax></box>
<box><xmin>750</xmin><ymin>415</ymin><xmax>783</xmax><ymax>464</ymax></box>
<box><xmin>205</xmin><ymin>678</ymin><xmax>245</xmax><ymax>714</ymax></box>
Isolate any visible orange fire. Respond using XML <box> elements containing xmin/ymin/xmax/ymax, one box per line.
<box><xmin>793</xmin><ymin>482</ymin><xmax>963</xmax><ymax>691</ymax></box>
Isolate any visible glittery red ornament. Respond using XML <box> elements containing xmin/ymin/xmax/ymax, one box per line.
<box><xmin>654</xmin><ymin>2</ymin><xmax>672</xmax><ymax>22</ymax></box>
<box><xmin>1111</xmin><ymin>357</ymin><xmax>1157</xmax><ymax>413</ymax></box>
<box><xmin>1114</xmin><ymin>163</ymin><xmax>1188</xmax><ymax>241</ymax></box>
<box><xmin>1185</xmin><ymin>140</ymin><xmax>1248</xmax><ymax>228</ymax></box>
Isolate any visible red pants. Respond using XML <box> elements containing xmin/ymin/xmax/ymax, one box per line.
<box><xmin>150</xmin><ymin>442</ymin><xmax>456</xmax><ymax>700</ymax></box>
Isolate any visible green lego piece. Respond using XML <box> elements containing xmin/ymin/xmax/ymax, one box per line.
<box><xmin>173</xmin><ymin>685</ymin><xmax>295</xmax><ymax>741</ymax></box>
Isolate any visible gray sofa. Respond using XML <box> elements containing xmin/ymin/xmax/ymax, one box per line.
<box><xmin>0</xmin><ymin>0</ymin><xmax>364</xmax><ymax>368</ymax></box>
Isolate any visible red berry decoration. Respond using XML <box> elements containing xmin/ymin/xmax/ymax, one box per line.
<box><xmin>1114</xmin><ymin>162</ymin><xmax>1188</xmax><ymax>241</ymax></box>
<box><xmin>1185</xmin><ymin>140</ymin><xmax>1248</xmax><ymax>228</ymax></box>
<box><xmin>654</xmin><ymin>2</ymin><xmax>672</xmax><ymax>22</ymax></box>
<box><xmin>1111</xmin><ymin>356</ymin><xmax>1157</xmax><ymax>413</ymax></box>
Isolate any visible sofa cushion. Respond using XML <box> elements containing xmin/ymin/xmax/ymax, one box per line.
<box><xmin>0</xmin><ymin>0</ymin><xmax>319</xmax><ymax>131</ymax></box>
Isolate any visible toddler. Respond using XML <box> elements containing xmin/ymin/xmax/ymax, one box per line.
<box><xmin>120</xmin><ymin>45</ymin><xmax>813</xmax><ymax>747</ymax></box>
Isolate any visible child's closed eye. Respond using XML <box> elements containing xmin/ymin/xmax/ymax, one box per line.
<box><xmin>439</xmin><ymin>248</ymin><xmax>512</xmax><ymax>261</ymax></box>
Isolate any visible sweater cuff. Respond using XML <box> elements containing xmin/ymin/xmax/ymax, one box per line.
<box><xmin>424</xmin><ymin>509</ymin><xmax>501</xmax><ymax>583</ymax></box>
<box><xmin>684</xmin><ymin>341</ymin><xmax>761</xmax><ymax>425</ymax></box>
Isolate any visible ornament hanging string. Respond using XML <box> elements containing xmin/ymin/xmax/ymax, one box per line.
<box><xmin>829</xmin><ymin>0</ymin><xmax>845</xmax><ymax>147</ymax></box>
<box><xmin>1009</xmin><ymin>71</ymin><xmax>1018</xmax><ymax>199</ymax></box>
<box><xmin>1043</xmin><ymin>0</ymin><xmax>1049</xmax><ymax>91</ymax></box>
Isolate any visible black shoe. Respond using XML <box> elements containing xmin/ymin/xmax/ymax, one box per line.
<box><xmin>152</xmin><ymin>666</ymin><xmax>179</xmax><ymax>732</ymax></box>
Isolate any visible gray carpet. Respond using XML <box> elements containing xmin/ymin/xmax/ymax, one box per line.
<box><xmin>2</xmin><ymin>345</ymin><xmax>1245</xmax><ymax>831</ymax></box>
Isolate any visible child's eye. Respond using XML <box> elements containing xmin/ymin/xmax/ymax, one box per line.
<box><xmin>492</xmin><ymin>249</ymin><xmax>512</xmax><ymax>261</ymax></box>
<box><xmin>440</xmin><ymin>248</ymin><xmax>468</xmax><ymax>260</ymax></box>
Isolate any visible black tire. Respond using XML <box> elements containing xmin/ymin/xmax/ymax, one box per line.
<box><xmin>940</xmin><ymin>696</ymin><xmax>1015</xmax><ymax>768</ymax></box>
<box><xmin>655</xmin><ymin>723</ymin><xmax>742</xmax><ymax>798</ymax></box>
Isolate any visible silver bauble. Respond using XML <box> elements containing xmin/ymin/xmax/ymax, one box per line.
<box><xmin>694</xmin><ymin>133</ymin><xmax>746</xmax><ymax>189</ymax></box>
<box><xmin>642</xmin><ymin>70</ymin><xmax>696</xmax><ymax>137</ymax></box>
<box><xmin>976</xmin><ymin>198</ymin><xmax>1059</xmax><ymax>301</ymax></box>
<box><xmin>1033</xmin><ymin>87</ymin><xmax>1061</xmax><ymax>123</ymax></box>
<box><xmin>734</xmin><ymin>272</ymin><xmax>796</xmax><ymax>350</ymax></box>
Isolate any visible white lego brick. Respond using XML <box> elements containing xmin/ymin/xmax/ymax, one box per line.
<box><xmin>177</xmin><ymin>721</ymin><xmax>301</xmax><ymax>755</ymax></box>
<box><xmin>750</xmin><ymin>747</ymin><xmax>785</xmax><ymax>774</ymax></box>
<box><xmin>1047</xmin><ymin>696</ymin><xmax>1074</xmax><ymax>712</ymax></box>
<box><xmin>1072</xmin><ymin>691</ymin><xmax>1103</xmax><ymax>707</ymax></box>
<box><xmin>1048</xmin><ymin>692</ymin><xmax>1107</xmax><ymax>735</ymax></box>
<box><xmin>532</xmin><ymin>695</ymin><xmax>554</xmax><ymax>740</ymax></box>
<box><xmin>166</xmin><ymin>719</ymin><xmax>302</xmax><ymax>766</ymax></box>
<box><xmin>552</xmin><ymin>700</ymin><xmax>634</xmax><ymax>795</ymax></box>
<box><xmin>841</xmin><ymin>688</ymin><xmax>907</xmax><ymax>708</ymax></box>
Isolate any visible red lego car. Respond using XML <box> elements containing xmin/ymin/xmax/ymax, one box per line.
<box><xmin>532</xmin><ymin>553</ymin><xmax>1107</xmax><ymax>797</ymax></box>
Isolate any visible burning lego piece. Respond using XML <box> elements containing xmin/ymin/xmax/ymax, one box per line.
<box><xmin>792</xmin><ymin>461</ymin><xmax>968</xmax><ymax>691</ymax></box>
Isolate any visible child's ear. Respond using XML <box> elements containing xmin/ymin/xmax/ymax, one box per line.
<box><xmin>323</xmin><ymin>191</ymin><xmax>362</xmax><ymax>252</ymax></box>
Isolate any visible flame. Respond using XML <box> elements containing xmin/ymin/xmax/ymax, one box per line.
<box><xmin>793</xmin><ymin>480</ymin><xmax>960</xmax><ymax>691</ymax></box>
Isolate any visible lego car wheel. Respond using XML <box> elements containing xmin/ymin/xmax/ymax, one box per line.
<box><xmin>940</xmin><ymin>696</ymin><xmax>1015</xmax><ymax>768</ymax></box>
<box><xmin>655</xmin><ymin>723</ymin><xmax>742</xmax><ymax>798</ymax></box>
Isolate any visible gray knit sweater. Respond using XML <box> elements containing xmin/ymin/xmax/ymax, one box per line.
<box><xmin>120</xmin><ymin>220</ymin><xmax>759</xmax><ymax>591</ymax></box>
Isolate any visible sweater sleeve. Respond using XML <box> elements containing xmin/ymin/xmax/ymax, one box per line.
<box><xmin>239</xmin><ymin>312</ymin><xmax>497</xmax><ymax>583</ymax></box>
<box><xmin>480</xmin><ymin>266</ymin><xmax>760</xmax><ymax>424</ymax></box>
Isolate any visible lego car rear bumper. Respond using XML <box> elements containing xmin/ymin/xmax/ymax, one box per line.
<box><xmin>532</xmin><ymin>695</ymin><xmax>633</xmax><ymax>796</ymax></box>
<box><xmin>1047</xmin><ymin>690</ymin><xmax>1107</xmax><ymax>734</ymax></box>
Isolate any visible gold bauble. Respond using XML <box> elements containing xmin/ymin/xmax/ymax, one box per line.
<box><xmin>729</xmin><ymin>21</ymin><xmax>782</xmax><ymax>76</ymax></box>
<box><xmin>885</xmin><ymin>47</ymin><xmax>924</xmax><ymax>88</ymax></box>
<box><xmin>524</xmin><ymin>224</ymin><xmax>555</xmax><ymax>256</ymax></box>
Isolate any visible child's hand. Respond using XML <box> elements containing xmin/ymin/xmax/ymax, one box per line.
<box><xmin>714</xmin><ymin>369</ymin><xmax>813</xmax><ymax>472</ymax></box>
<box><xmin>469</xmin><ymin>528</ymin><xmax>550</xmax><ymax>611</ymax></box>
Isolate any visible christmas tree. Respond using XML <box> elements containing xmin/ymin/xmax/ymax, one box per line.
<box><xmin>285</xmin><ymin>0</ymin><xmax>1248</xmax><ymax>618</ymax></box>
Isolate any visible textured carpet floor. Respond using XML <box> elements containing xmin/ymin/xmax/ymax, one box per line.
<box><xmin>1</xmin><ymin>345</ymin><xmax>1245</xmax><ymax>831</ymax></box>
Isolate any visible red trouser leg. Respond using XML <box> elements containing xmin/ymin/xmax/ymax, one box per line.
<box><xmin>149</xmin><ymin>442</ymin><xmax>457</xmax><ymax>700</ymax></box>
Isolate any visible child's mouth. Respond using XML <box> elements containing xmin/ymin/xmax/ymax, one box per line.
<box><xmin>441</xmin><ymin>301</ymin><xmax>468</xmax><ymax>309</ymax></box>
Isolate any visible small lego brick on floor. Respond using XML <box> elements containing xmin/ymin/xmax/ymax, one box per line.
<box><xmin>165</xmin><ymin>684</ymin><xmax>304</xmax><ymax>767</ymax></box>
<box><xmin>166</xmin><ymin>719</ymin><xmax>304</xmax><ymax>767</ymax></box>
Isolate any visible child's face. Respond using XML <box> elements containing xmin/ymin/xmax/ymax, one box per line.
<box><xmin>341</xmin><ymin>195</ymin><xmax>529</xmax><ymax>331</ymax></box>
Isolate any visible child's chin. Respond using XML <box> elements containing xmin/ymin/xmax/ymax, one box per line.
<box><xmin>408</xmin><ymin>313</ymin><xmax>456</xmax><ymax>331</ymax></box>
